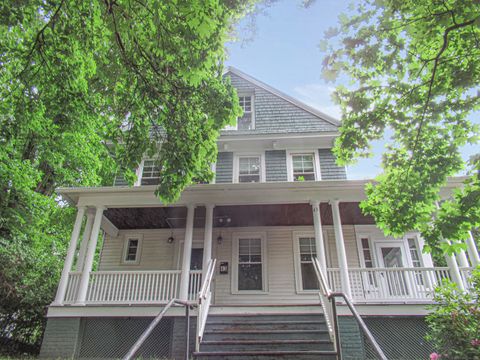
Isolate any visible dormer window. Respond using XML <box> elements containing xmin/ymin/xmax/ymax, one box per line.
<box><xmin>141</xmin><ymin>159</ymin><xmax>160</xmax><ymax>185</ymax></box>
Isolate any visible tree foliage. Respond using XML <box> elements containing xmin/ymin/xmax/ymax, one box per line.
<box><xmin>322</xmin><ymin>0</ymin><xmax>480</xmax><ymax>253</ymax></box>
<box><xmin>0</xmin><ymin>0</ymin><xmax>253</xmax><ymax>351</ymax></box>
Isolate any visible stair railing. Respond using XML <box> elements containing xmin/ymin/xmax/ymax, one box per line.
<box><xmin>312</xmin><ymin>257</ymin><xmax>336</xmax><ymax>345</ymax></box>
<box><xmin>196</xmin><ymin>258</ymin><xmax>217</xmax><ymax>352</ymax></box>
<box><xmin>313</xmin><ymin>257</ymin><xmax>388</xmax><ymax>360</ymax></box>
<box><xmin>123</xmin><ymin>298</ymin><xmax>192</xmax><ymax>360</ymax></box>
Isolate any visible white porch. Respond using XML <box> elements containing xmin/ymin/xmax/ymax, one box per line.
<box><xmin>50</xmin><ymin>180</ymin><xmax>479</xmax><ymax>313</ymax></box>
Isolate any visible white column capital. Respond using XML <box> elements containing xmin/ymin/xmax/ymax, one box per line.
<box><xmin>309</xmin><ymin>200</ymin><xmax>320</xmax><ymax>207</ymax></box>
<box><xmin>329</xmin><ymin>199</ymin><xmax>341</xmax><ymax>206</ymax></box>
<box><xmin>204</xmin><ymin>203</ymin><xmax>216</xmax><ymax>210</ymax></box>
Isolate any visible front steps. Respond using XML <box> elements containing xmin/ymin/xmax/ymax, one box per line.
<box><xmin>193</xmin><ymin>311</ymin><xmax>337</xmax><ymax>359</ymax></box>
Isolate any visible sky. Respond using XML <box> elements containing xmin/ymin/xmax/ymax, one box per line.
<box><xmin>224</xmin><ymin>0</ymin><xmax>478</xmax><ymax>179</ymax></box>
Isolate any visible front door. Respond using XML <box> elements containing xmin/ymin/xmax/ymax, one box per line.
<box><xmin>374</xmin><ymin>242</ymin><xmax>410</xmax><ymax>297</ymax></box>
<box><xmin>190</xmin><ymin>248</ymin><xmax>203</xmax><ymax>270</ymax></box>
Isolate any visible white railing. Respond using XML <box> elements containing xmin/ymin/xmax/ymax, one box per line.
<box><xmin>328</xmin><ymin>267</ymin><xmax>455</xmax><ymax>302</ymax></box>
<box><xmin>312</xmin><ymin>258</ymin><xmax>336</xmax><ymax>346</ymax></box>
<box><xmin>64</xmin><ymin>271</ymin><xmax>81</xmax><ymax>303</ymax></box>
<box><xmin>196</xmin><ymin>259</ymin><xmax>216</xmax><ymax>352</ymax></box>
<box><xmin>64</xmin><ymin>270</ymin><xmax>202</xmax><ymax>304</ymax></box>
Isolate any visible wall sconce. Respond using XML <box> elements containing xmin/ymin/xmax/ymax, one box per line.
<box><xmin>217</xmin><ymin>235</ymin><xmax>223</xmax><ymax>245</ymax></box>
<box><xmin>167</xmin><ymin>230</ymin><xmax>175</xmax><ymax>243</ymax></box>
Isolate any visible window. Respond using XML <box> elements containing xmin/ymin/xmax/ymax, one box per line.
<box><xmin>123</xmin><ymin>237</ymin><xmax>142</xmax><ymax>264</ymax></box>
<box><xmin>141</xmin><ymin>159</ymin><xmax>160</xmax><ymax>185</ymax></box>
<box><xmin>238</xmin><ymin>156</ymin><xmax>261</xmax><ymax>183</ymax></box>
<box><xmin>298</xmin><ymin>237</ymin><xmax>319</xmax><ymax>290</ymax></box>
<box><xmin>361</xmin><ymin>238</ymin><xmax>374</xmax><ymax>269</ymax></box>
<box><xmin>292</xmin><ymin>154</ymin><xmax>316</xmax><ymax>181</ymax></box>
<box><xmin>223</xmin><ymin>95</ymin><xmax>254</xmax><ymax>130</ymax></box>
<box><xmin>238</xmin><ymin>96</ymin><xmax>253</xmax><ymax>130</ymax></box>
<box><xmin>408</xmin><ymin>237</ymin><xmax>424</xmax><ymax>285</ymax></box>
<box><xmin>232</xmin><ymin>234</ymin><xmax>267</xmax><ymax>293</ymax></box>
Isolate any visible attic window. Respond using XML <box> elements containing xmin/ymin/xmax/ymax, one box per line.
<box><xmin>141</xmin><ymin>159</ymin><xmax>160</xmax><ymax>185</ymax></box>
<box><xmin>238</xmin><ymin>96</ymin><xmax>254</xmax><ymax>130</ymax></box>
<box><xmin>224</xmin><ymin>95</ymin><xmax>255</xmax><ymax>131</ymax></box>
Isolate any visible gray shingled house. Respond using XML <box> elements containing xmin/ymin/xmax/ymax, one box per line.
<box><xmin>40</xmin><ymin>67</ymin><xmax>478</xmax><ymax>360</ymax></box>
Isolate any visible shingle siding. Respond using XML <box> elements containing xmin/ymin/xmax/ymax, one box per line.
<box><xmin>318</xmin><ymin>148</ymin><xmax>346</xmax><ymax>180</ymax></box>
<box><xmin>223</xmin><ymin>73</ymin><xmax>338</xmax><ymax>135</ymax></box>
<box><xmin>215</xmin><ymin>152</ymin><xmax>233</xmax><ymax>183</ymax></box>
<box><xmin>265</xmin><ymin>150</ymin><xmax>287</xmax><ymax>182</ymax></box>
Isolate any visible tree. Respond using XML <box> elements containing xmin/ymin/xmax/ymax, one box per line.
<box><xmin>0</xmin><ymin>0</ymin><xmax>254</xmax><ymax>352</ymax></box>
<box><xmin>321</xmin><ymin>0</ymin><xmax>480</xmax><ymax>255</ymax></box>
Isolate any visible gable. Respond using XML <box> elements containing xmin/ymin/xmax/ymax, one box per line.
<box><xmin>223</xmin><ymin>68</ymin><xmax>339</xmax><ymax>135</ymax></box>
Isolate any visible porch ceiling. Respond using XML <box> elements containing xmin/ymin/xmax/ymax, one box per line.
<box><xmin>104</xmin><ymin>202</ymin><xmax>375</xmax><ymax>230</ymax></box>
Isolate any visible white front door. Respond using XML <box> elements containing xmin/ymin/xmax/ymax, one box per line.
<box><xmin>374</xmin><ymin>241</ymin><xmax>411</xmax><ymax>297</ymax></box>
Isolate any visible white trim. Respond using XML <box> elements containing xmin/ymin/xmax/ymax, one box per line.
<box><xmin>231</xmin><ymin>232</ymin><xmax>268</xmax><ymax>294</ymax></box>
<box><xmin>225</xmin><ymin>67</ymin><xmax>340</xmax><ymax>127</ymax></box>
<box><xmin>122</xmin><ymin>234</ymin><xmax>143</xmax><ymax>265</ymax></box>
<box><xmin>286</xmin><ymin>150</ymin><xmax>321</xmax><ymax>182</ymax></box>
<box><xmin>232</xmin><ymin>152</ymin><xmax>265</xmax><ymax>183</ymax></box>
<box><xmin>292</xmin><ymin>231</ymin><xmax>319</xmax><ymax>294</ymax></box>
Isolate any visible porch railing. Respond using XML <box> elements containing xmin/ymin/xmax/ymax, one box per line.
<box><xmin>327</xmin><ymin>267</ymin><xmax>458</xmax><ymax>302</ymax></box>
<box><xmin>63</xmin><ymin>270</ymin><xmax>202</xmax><ymax>304</ymax></box>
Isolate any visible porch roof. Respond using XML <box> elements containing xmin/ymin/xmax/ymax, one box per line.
<box><xmin>57</xmin><ymin>177</ymin><xmax>466</xmax><ymax>209</ymax></box>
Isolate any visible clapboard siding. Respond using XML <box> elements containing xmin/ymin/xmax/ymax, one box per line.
<box><xmin>223</xmin><ymin>73</ymin><xmax>338</xmax><ymax>135</ymax></box>
<box><xmin>215</xmin><ymin>152</ymin><xmax>233</xmax><ymax>183</ymax></box>
<box><xmin>265</xmin><ymin>150</ymin><xmax>288</xmax><ymax>182</ymax></box>
<box><xmin>318</xmin><ymin>148</ymin><xmax>347</xmax><ymax>180</ymax></box>
<box><xmin>98</xmin><ymin>225</ymin><xmax>361</xmax><ymax>304</ymax></box>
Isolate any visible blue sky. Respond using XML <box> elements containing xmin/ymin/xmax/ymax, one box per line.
<box><xmin>225</xmin><ymin>0</ymin><xmax>478</xmax><ymax>179</ymax></box>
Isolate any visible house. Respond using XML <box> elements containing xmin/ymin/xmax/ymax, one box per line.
<box><xmin>40</xmin><ymin>67</ymin><xmax>478</xmax><ymax>360</ymax></box>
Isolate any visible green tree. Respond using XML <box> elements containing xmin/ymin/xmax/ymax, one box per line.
<box><xmin>0</xmin><ymin>0</ymin><xmax>253</xmax><ymax>352</ymax></box>
<box><xmin>322</xmin><ymin>0</ymin><xmax>480</xmax><ymax>254</ymax></box>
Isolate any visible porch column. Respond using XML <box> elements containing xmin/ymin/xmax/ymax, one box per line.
<box><xmin>202</xmin><ymin>204</ymin><xmax>215</xmax><ymax>279</ymax></box>
<box><xmin>443</xmin><ymin>239</ymin><xmax>465</xmax><ymax>291</ymax></box>
<box><xmin>76</xmin><ymin>206</ymin><xmax>105</xmax><ymax>304</ymax></box>
<box><xmin>76</xmin><ymin>210</ymin><xmax>95</xmax><ymax>272</ymax></box>
<box><xmin>310</xmin><ymin>200</ymin><xmax>327</xmax><ymax>273</ymax></box>
<box><xmin>330</xmin><ymin>200</ymin><xmax>352</xmax><ymax>299</ymax></box>
<box><xmin>53</xmin><ymin>206</ymin><xmax>86</xmax><ymax>305</ymax></box>
<box><xmin>179</xmin><ymin>204</ymin><xmax>196</xmax><ymax>301</ymax></box>
<box><xmin>456</xmin><ymin>250</ymin><xmax>470</xmax><ymax>268</ymax></box>
<box><xmin>466</xmin><ymin>231</ymin><xmax>480</xmax><ymax>266</ymax></box>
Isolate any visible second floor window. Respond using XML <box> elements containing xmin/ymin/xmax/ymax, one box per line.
<box><xmin>292</xmin><ymin>153</ymin><xmax>316</xmax><ymax>181</ymax></box>
<box><xmin>238</xmin><ymin>95</ymin><xmax>254</xmax><ymax>130</ymax></box>
<box><xmin>238</xmin><ymin>156</ymin><xmax>261</xmax><ymax>183</ymax></box>
<box><xmin>141</xmin><ymin>159</ymin><xmax>160</xmax><ymax>185</ymax></box>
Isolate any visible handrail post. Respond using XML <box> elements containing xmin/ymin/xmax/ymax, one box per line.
<box><xmin>331</xmin><ymin>300</ymin><xmax>341</xmax><ymax>360</ymax></box>
<box><xmin>185</xmin><ymin>304</ymin><xmax>190</xmax><ymax>360</ymax></box>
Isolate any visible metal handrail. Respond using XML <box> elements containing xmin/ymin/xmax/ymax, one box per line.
<box><xmin>123</xmin><ymin>298</ymin><xmax>192</xmax><ymax>360</ymax></box>
<box><xmin>313</xmin><ymin>257</ymin><xmax>388</xmax><ymax>360</ymax></box>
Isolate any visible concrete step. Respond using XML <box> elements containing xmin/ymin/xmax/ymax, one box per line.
<box><xmin>199</xmin><ymin>339</ymin><xmax>334</xmax><ymax>352</ymax></box>
<box><xmin>207</xmin><ymin>314</ymin><xmax>324</xmax><ymax>323</ymax></box>
<box><xmin>193</xmin><ymin>350</ymin><xmax>338</xmax><ymax>360</ymax></box>
<box><xmin>206</xmin><ymin>321</ymin><xmax>327</xmax><ymax>331</ymax></box>
<box><xmin>203</xmin><ymin>329</ymin><xmax>331</xmax><ymax>341</ymax></box>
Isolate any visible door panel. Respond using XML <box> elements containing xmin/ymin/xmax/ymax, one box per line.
<box><xmin>375</xmin><ymin>242</ymin><xmax>410</xmax><ymax>297</ymax></box>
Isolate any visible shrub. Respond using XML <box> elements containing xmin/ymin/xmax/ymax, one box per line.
<box><xmin>426</xmin><ymin>267</ymin><xmax>480</xmax><ymax>359</ymax></box>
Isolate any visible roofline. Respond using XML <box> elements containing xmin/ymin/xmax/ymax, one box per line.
<box><xmin>225</xmin><ymin>66</ymin><xmax>341</xmax><ymax>128</ymax></box>
<box><xmin>218</xmin><ymin>131</ymin><xmax>338</xmax><ymax>142</ymax></box>
<box><xmin>57</xmin><ymin>176</ymin><xmax>467</xmax><ymax>206</ymax></box>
